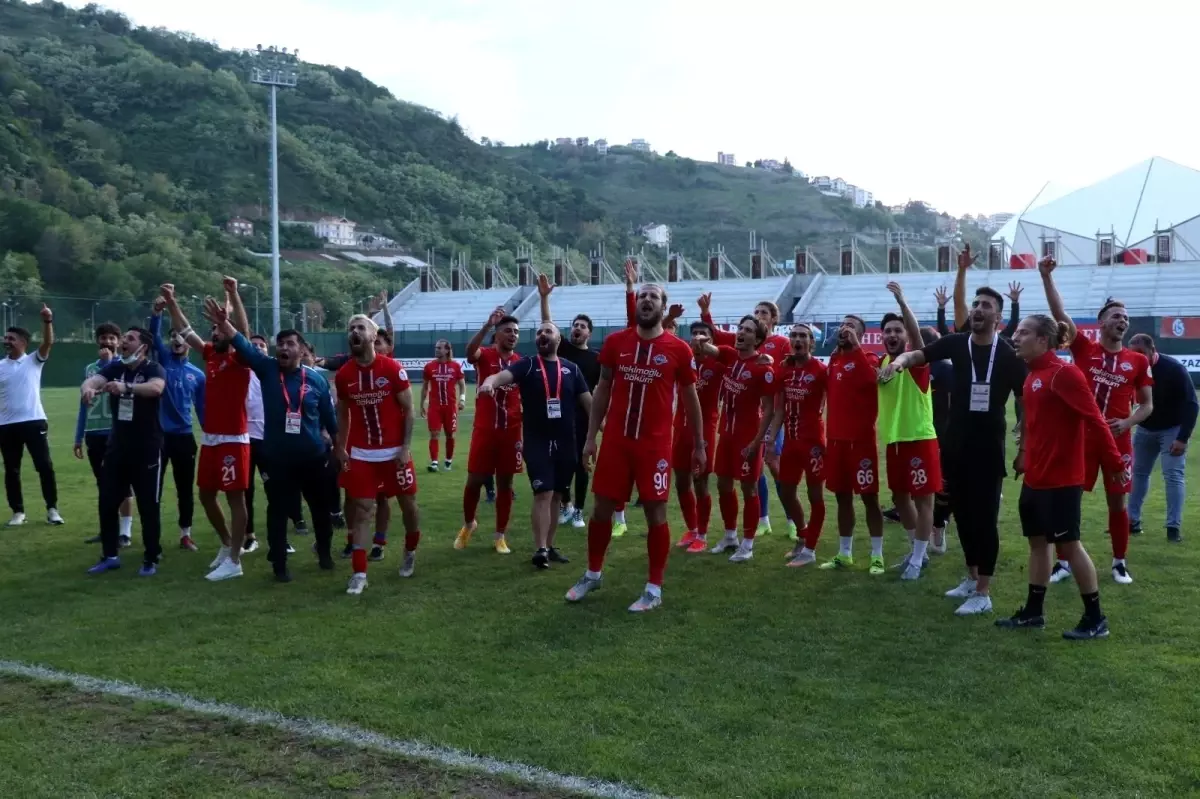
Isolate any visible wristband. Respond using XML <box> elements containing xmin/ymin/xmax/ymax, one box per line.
<box><xmin>179</xmin><ymin>325</ymin><xmax>194</xmax><ymax>338</ymax></box>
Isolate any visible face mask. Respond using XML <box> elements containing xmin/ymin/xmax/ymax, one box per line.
<box><xmin>121</xmin><ymin>345</ymin><xmax>144</xmax><ymax>366</ymax></box>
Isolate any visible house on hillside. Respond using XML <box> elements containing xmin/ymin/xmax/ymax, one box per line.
<box><xmin>629</xmin><ymin>138</ymin><xmax>651</xmax><ymax>152</ymax></box>
<box><xmin>314</xmin><ymin>216</ymin><xmax>357</xmax><ymax>247</ymax></box>
<box><xmin>595</xmin><ymin>139</ymin><xmax>609</xmax><ymax>155</ymax></box>
<box><xmin>641</xmin><ymin>223</ymin><xmax>670</xmax><ymax>247</ymax></box>
<box><xmin>717</xmin><ymin>151</ymin><xmax>737</xmax><ymax>166</ymax></box>
<box><xmin>225</xmin><ymin>217</ymin><xmax>254</xmax><ymax>237</ymax></box>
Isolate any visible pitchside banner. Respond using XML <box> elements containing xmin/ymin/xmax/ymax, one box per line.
<box><xmin>394</xmin><ymin>357</ymin><xmax>475</xmax><ymax>375</ymax></box>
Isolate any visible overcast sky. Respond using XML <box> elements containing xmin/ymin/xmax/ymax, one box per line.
<box><xmin>70</xmin><ymin>0</ymin><xmax>1199</xmax><ymax>216</ymax></box>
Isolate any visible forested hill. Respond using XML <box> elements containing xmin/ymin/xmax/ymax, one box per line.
<box><xmin>0</xmin><ymin>0</ymin><xmax>611</xmax><ymax>329</ymax></box>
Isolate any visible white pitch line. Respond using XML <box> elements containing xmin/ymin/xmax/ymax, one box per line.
<box><xmin>0</xmin><ymin>659</ymin><xmax>669</xmax><ymax>799</ymax></box>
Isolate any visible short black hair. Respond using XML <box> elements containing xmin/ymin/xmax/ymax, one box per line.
<box><xmin>1129</xmin><ymin>333</ymin><xmax>1155</xmax><ymax>351</ymax></box>
<box><xmin>1098</xmin><ymin>297</ymin><xmax>1125</xmax><ymax>321</ymax></box>
<box><xmin>738</xmin><ymin>314</ymin><xmax>767</xmax><ymax>346</ymax></box>
<box><xmin>572</xmin><ymin>314</ymin><xmax>594</xmax><ymax>332</ymax></box>
<box><xmin>689</xmin><ymin>320</ymin><xmax>714</xmax><ymax>338</ymax></box>
<box><xmin>250</xmin><ymin>333</ymin><xmax>268</xmax><ymax>345</ymax></box>
<box><xmin>377</xmin><ymin>329</ymin><xmax>393</xmax><ymax>345</ymax></box>
<box><xmin>126</xmin><ymin>326</ymin><xmax>152</xmax><ymax>349</ymax></box>
<box><xmin>880</xmin><ymin>312</ymin><xmax>903</xmax><ymax>330</ymax></box>
<box><xmin>5</xmin><ymin>327</ymin><xmax>30</xmax><ymax>343</ymax></box>
<box><xmin>94</xmin><ymin>322</ymin><xmax>121</xmax><ymax>341</ymax></box>
<box><xmin>974</xmin><ymin>287</ymin><xmax>1005</xmax><ymax>313</ymax></box>
<box><xmin>843</xmin><ymin>314</ymin><xmax>866</xmax><ymax>336</ymax></box>
<box><xmin>496</xmin><ymin>315</ymin><xmax>519</xmax><ymax>328</ymax></box>
<box><xmin>276</xmin><ymin>329</ymin><xmax>307</xmax><ymax>348</ymax></box>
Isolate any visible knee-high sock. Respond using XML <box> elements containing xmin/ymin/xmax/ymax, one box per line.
<box><xmin>805</xmin><ymin>494</ymin><xmax>826</xmax><ymax>550</ymax></box>
<box><xmin>463</xmin><ymin>483</ymin><xmax>481</xmax><ymax>525</ymax></box>
<box><xmin>743</xmin><ymin>494</ymin><xmax>760</xmax><ymax>539</ymax></box>
<box><xmin>429</xmin><ymin>439</ymin><xmax>439</xmax><ymax>462</ymax></box>
<box><xmin>718</xmin><ymin>490</ymin><xmax>739</xmax><ymax>533</ymax></box>
<box><xmin>587</xmin><ymin>518</ymin><xmax>613</xmax><ymax>573</ymax></box>
<box><xmin>697</xmin><ymin>493</ymin><xmax>712</xmax><ymax>536</ymax></box>
<box><xmin>496</xmin><ymin>489</ymin><xmax>513</xmax><ymax>533</ymax></box>
<box><xmin>1110</xmin><ymin>505</ymin><xmax>1130</xmax><ymax>560</ymax></box>
<box><xmin>446</xmin><ymin>438</ymin><xmax>455</xmax><ymax>460</ymax></box>
<box><xmin>647</xmin><ymin>522</ymin><xmax>670</xmax><ymax>587</ymax></box>
<box><xmin>405</xmin><ymin>529</ymin><xmax>420</xmax><ymax>552</ymax></box>
<box><xmin>678</xmin><ymin>487</ymin><xmax>698</xmax><ymax>532</ymax></box>
<box><xmin>757</xmin><ymin>474</ymin><xmax>769</xmax><ymax>517</ymax></box>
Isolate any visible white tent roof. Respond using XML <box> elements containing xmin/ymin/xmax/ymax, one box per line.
<box><xmin>992</xmin><ymin>157</ymin><xmax>1200</xmax><ymax>247</ymax></box>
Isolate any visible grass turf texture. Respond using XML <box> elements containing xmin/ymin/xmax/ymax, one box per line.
<box><xmin>1</xmin><ymin>387</ymin><xmax>1198</xmax><ymax>798</ymax></box>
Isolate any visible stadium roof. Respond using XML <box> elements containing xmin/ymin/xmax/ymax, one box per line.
<box><xmin>992</xmin><ymin>157</ymin><xmax>1200</xmax><ymax>246</ymax></box>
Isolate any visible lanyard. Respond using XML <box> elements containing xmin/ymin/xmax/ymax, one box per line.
<box><xmin>968</xmin><ymin>336</ymin><xmax>998</xmax><ymax>384</ymax></box>
<box><xmin>280</xmin><ymin>367</ymin><xmax>306</xmax><ymax>412</ymax></box>
<box><xmin>538</xmin><ymin>356</ymin><xmax>560</xmax><ymax>402</ymax></box>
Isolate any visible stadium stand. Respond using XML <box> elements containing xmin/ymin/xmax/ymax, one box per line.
<box><xmin>386</xmin><ymin>288</ymin><xmax>522</xmax><ymax>329</ymax></box>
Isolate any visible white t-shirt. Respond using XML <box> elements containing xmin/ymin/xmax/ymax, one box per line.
<box><xmin>246</xmin><ymin>372</ymin><xmax>264</xmax><ymax>441</ymax></box>
<box><xmin>0</xmin><ymin>352</ymin><xmax>48</xmax><ymax>425</ymax></box>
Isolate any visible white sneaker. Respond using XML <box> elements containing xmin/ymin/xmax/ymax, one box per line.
<box><xmin>900</xmin><ymin>561</ymin><xmax>922</xmax><ymax>581</ymax></box>
<box><xmin>205</xmin><ymin>559</ymin><xmax>243</xmax><ymax>582</ymax></box>
<box><xmin>729</xmin><ymin>541</ymin><xmax>754</xmax><ymax>563</ymax></box>
<box><xmin>1111</xmin><ymin>562</ymin><xmax>1133</xmax><ymax>584</ymax></box>
<box><xmin>210</xmin><ymin>546</ymin><xmax>231</xmax><ymax>569</ymax></box>
<box><xmin>710</xmin><ymin>534</ymin><xmax>739</xmax><ymax>554</ymax></box>
<box><xmin>628</xmin><ymin>590</ymin><xmax>662</xmax><ymax>612</ymax></box>
<box><xmin>47</xmin><ymin>508</ymin><xmax>64</xmax><ymax>525</ymax></box>
<box><xmin>243</xmin><ymin>539</ymin><xmax>260</xmax><ymax>554</ymax></box>
<box><xmin>346</xmin><ymin>573</ymin><xmax>368</xmax><ymax>595</ymax></box>
<box><xmin>443</xmin><ymin>460</ymin><xmax>453</xmax><ymax>471</ymax></box>
<box><xmin>558</xmin><ymin>505</ymin><xmax>574</xmax><ymax>526</ymax></box>
<box><xmin>930</xmin><ymin>525</ymin><xmax>949</xmax><ymax>554</ymax></box>
<box><xmin>954</xmin><ymin>592</ymin><xmax>993</xmax><ymax>616</ymax></box>
<box><xmin>1049</xmin><ymin>562</ymin><xmax>1073</xmax><ymax>584</ymax></box>
<box><xmin>571</xmin><ymin>509</ymin><xmax>585</xmax><ymax>528</ymax></box>
<box><xmin>6</xmin><ymin>512</ymin><xmax>26</xmax><ymax>527</ymax></box>
<box><xmin>786</xmin><ymin>549</ymin><xmax>817</xmax><ymax>568</ymax></box>
<box><xmin>944</xmin><ymin>578</ymin><xmax>977</xmax><ymax>598</ymax></box>
<box><xmin>399</xmin><ymin>550</ymin><xmax>415</xmax><ymax>578</ymax></box>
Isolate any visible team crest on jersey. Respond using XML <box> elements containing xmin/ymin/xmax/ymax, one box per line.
<box><xmin>223</xmin><ymin>455</ymin><xmax>235</xmax><ymax>466</ymax></box>
<box><xmin>765</xmin><ymin>342</ymin><xmax>777</xmax><ymax>350</ymax></box>
<box><xmin>1119</xmin><ymin>361</ymin><xmax>1133</xmax><ymax>372</ymax></box>
<box><xmin>803</xmin><ymin>373</ymin><xmax>815</xmax><ymax>383</ymax></box>
<box><xmin>910</xmin><ymin>457</ymin><xmax>923</xmax><ymax>468</ymax></box>
<box><xmin>764</xmin><ymin>371</ymin><xmax>774</xmax><ymax>383</ymax></box>
<box><xmin>1031</xmin><ymin>378</ymin><xmax>1043</xmax><ymax>392</ymax></box>
<box><xmin>810</xmin><ymin>446</ymin><xmax>822</xmax><ymax>457</ymax></box>
<box><xmin>374</xmin><ymin>377</ymin><xmax>389</xmax><ymax>388</ymax></box>
<box><xmin>844</xmin><ymin>362</ymin><xmax>855</xmax><ymax>371</ymax></box>
<box><xmin>656</xmin><ymin>459</ymin><xmax>668</xmax><ymax>471</ymax></box>
<box><xmin>702</xmin><ymin>369</ymin><xmax>713</xmax><ymax>379</ymax></box>
<box><xmin>186</xmin><ymin>373</ymin><xmax>196</xmax><ymax>383</ymax></box>
<box><xmin>1121</xmin><ymin>454</ymin><xmax>1132</xmax><ymax>465</ymax></box>
<box><xmin>398</xmin><ymin>368</ymin><xmax>409</xmax><ymax>380</ymax></box>
<box><xmin>133</xmin><ymin>374</ymin><xmax>146</xmax><ymax>384</ymax></box>
<box><xmin>653</xmin><ymin>354</ymin><xmax>668</xmax><ymax>365</ymax></box>
<box><xmin>739</xmin><ymin>371</ymin><xmax>752</xmax><ymax>381</ymax></box>
<box><xmin>859</xmin><ymin>458</ymin><xmax>871</xmax><ymax>469</ymax></box>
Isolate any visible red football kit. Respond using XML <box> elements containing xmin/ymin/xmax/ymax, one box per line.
<box><xmin>1069</xmin><ymin>335</ymin><xmax>1153</xmax><ymax>493</ymax></box>
<box><xmin>335</xmin><ymin>356</ymin><xmax>417</xmax><ymax>499</ymax></box>
<box><xmin>824</xmin><ymin>345</ymin><xmax>880</xmax><ymax>495</ymax></box>
<box><xmin>197</xmin><ymin>344</ymin><xmax>252</xmax><ymax>493</ymax></box>
<box><xmin>774</xmin><ymin>356</ymin><xmax>827</xmax><ymax>486</ymax></box>
<box><xmin>1022</xmin><ymin>351</ymin><xmax>1123</xmax><ymax>490</ymax></box>
<box><xmin>593</xmin><ymin>328</ymin><xmax>697</xmax><ymax>503</ymax></box>
<box><xmin>672</xmin><ymin>352</ymin><xmax>723</xmax><ymax>475</ymax></box>
<box><xmin>467</xmin><ymin>347</ymin><xmax>523</xmax><ymax>476</ymax></box>
<box><xmin>423</xmin><ymin>359</ymin><xmax>463</xmax><ymax>435</ymax></box>
<box><xmin>714</xmin><ymin>346</ymin><xmax>778</xmax><ymax>482</ymax></box>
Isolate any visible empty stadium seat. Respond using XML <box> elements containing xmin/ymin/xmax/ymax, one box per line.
<box><xmin>389</xmin><ymin>288</ymin><xmax>522</xmax><ymax>330</ymax></box>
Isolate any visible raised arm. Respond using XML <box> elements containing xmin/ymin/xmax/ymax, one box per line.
<box><xmin>223</xmin><ymin>277</ymin><xmax>251</xmax><ymax>337</ymax></box>
<box><xmin>36</xmin><ymin>304</ymin><xmax>54</xmax><ymax>360</ymax></box>
<box><xmin>160</xmin><ymin>284</ymin><xmax>208</xmax><ymax>351</ymax></box>
<box><xmin>1002</xmin><ymin>281</ymin><xmax>1022</xmax><ymax>338</ymax></box>
<box><xmin>377</xmin><ymin>289</ymin><xmax>394</xmax><ymax>341</ymax></box>
<box><xmin>698</xmin><ymin>292</ymin><xmax>736</xmax><ymax>347</ymax></box>
<box><xmin>537</xmin><ymin>273</ymin><xmax>553</xmax><ymax>324</ymax></box>
<box><xmin>624</xmin><ymin>260</ymin><xmax>637</xmax><ymax>328</ymax></box>
<box><xmin>148</xmin><ymin>300</ymin><xmax>174</xmax><ymax>362</ymax></box>
<box><xmin>934</xmin><ymin>286</ymin><xmax>950</xmax><ymax>336</ymax></box>
<box><xmin>953</xmin><ymin>244</ymin><xmax>974</xmax><ymax>331</ymax></box>
<box><xmin>1038</xmin><ymin>257</ymin><xmax>1076</xmax><ymax>344</ymax></box>
<box><xmin>886</xmin><ymin>281</ymin><xmax>922</xmax><ymax>348</ymax></box>
<box><xmin>467</xmin><ymin>307</ymin><xmax>504</xmax><ymax>363</ymax></box>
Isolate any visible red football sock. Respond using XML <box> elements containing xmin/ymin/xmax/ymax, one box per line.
<box><xmin>1110</xmin><ymin>505</ymin><xmax>1130</xmax><ymax>560</ymax></box>
<box><xmin>463</xmin><ymin>484</ymin><xmax>481</xmax><ymax>525</ymax></box>
<box><xmin>742</xmin><ymin>493</ymin><xmax>759</xmax><ymax>539</ymax></box>
<box><xmin>718</xmin><ymin>489</ymin><xmax>739</xmax><ymax>532</ymax></box>
<box><xmin>647</xmin><ymin>522</ymin><xmax>670</xmax><ymax>587</ymax></box>
<box><xmin>429</xmin><ymin>439</ymin><xmax>439</xmax><ymax>462</ymax></box>
<box><xmin>446</xmin><ymin>437</ymin><xmax>455</xmax><ymax>460</ymax></box>
<box><xmin>616</xmin><ymin>503</ymin><xmax>626</xmax><ymax>513</ymax></box>
<box><xmin>351</xmin><ymin>548</ymin><xmax>367</xmax><ymax>574</ymax></box>
<box><xmin>496</xmin><ymin>489</ymin><xmax>513</xmax><ymax>533</ymax></box>
<box><xmin>678</xmin><ymin>487</ymin><xmax>698</xmax><ymax>532</ymax></box>
<box><xmin>1054</xmin><ymin>543</ymin><xmax>1066</xmax><ymax>562</ymax></box>
<box><xmin>805</xmin><ymin>494</ymin><xmax>826</xmax><ymax>550</ymax></box>
<box><xmin>405</xmin><ymin>529</ymin><xmax>421</xmax><ymax>552</ymax></box>
<box><xmin>587</xmin><ymin>518</ymin><xmax>612</xmax><ymax>573</ymax></box>
<box><xmin>697</xmin><ymin>493</ymin><xmax>712</xmax><ymax>535</ymax></box>
<box><xmin>345</xmin><ymin>532</ymin><xmax>354</xmax><ymax>546</ymax></box>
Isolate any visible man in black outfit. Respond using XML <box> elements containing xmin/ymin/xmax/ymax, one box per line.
<box><xmin>80</xmin><ymin>326</ymin><xmax>167</xmax><ymax>576</ymax></box>
<box><xmin>537</xmin><ymin>275</ymin><xmax>601</xmax><ymax>529</ymax></box>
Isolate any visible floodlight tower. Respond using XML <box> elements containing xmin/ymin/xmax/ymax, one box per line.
<box><xmin>249</xmin><ymin>44</ymin><xmax>300</xmax><ymax>335</ymax></box>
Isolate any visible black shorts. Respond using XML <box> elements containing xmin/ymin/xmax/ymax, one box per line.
<box><xmin>1018</xmin><ymin>484</ymin><xmax>1082</xmax><ymax>542</ymax></box>
<box><xmin>524</xmin><ymin>436</ymin><xmax>576</xmax><ymax>495</ymax></box>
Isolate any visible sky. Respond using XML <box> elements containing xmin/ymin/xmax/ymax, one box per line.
<box><xmin>68</xmin><ymin>0</ymin><xmax>1200</xmax><ymax>216</ymax></box>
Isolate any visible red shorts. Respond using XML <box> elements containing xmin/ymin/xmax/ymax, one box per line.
<box><xmin>777</xmin><ymin>438</ymin><xmax>826</xmax><ymax>485</ymax></box>
<box><xmin>825</xmin><ymin>439</ymin><xmax>879</xmax><ymax>495</ymax></box>
<box><xmin>593</xmin><ymin>436</ymin><xmax>671</xmax><ymax>504</ymax></box>
<box><xmin>714</xmin><ymin>430</ymin><xmax>765</xmax><ymax>482</ymax></box>
<box><xmin>340</xmin><ymin>457</ymin><xmax>418</xmax><ymax>500</ymax></box>
<box><xmin>467</xmin><ymin>425</ymin><xmax>524</xmax><ymax>476</ymax></box>
<box><xmin>427</xmin><ymin>403</ymin><xmax>458</xmax><ymax>436</ymax></box>
<box><xmin>672</xmin><ymin>423</ymin><xmax>716</xmax><ymax>475</ymax></box>
<box><xmin>197</xmin><ymin>442</ymin><xmax>250</xmax><ymax>493</ymax></box>
<box><xmin>1084</xmin><ymin>431</ymin><xmax>1133</xmax><ymax>494</ymax></box>
<box><xmin>885</xmin><ymin>439</ymin><xmax>942</xmax><ymax>496</ymax></box>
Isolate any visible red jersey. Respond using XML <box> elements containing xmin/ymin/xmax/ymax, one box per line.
<box><xmin>760</xmin><ymin>334</ymin><xmax>791</xmax><ymax>361</ymax></box>
<box><xmin>1068</xmin><ymin>335</ymin><xmax>1153</xmax><ymax>422</ymax></box>
<box><xmin>334</xmin><ymin>356</ymin><xmax>410</xmax><ymax>458</ymax></box>
<box><xmin>676</xmin><ymin>352</ymin><xmax>725</xmax><ymax>432</ymax></box>
<box><xmin>201</xmin><ymin>344</ymin><xmax>250</xmax><ymax>440</ymax></box>
<box><xmin>598</xmin><ymin>327</ymin><xmax>696</xmax><ymax>446</ymax></box>
<box><xmin>775</xmin><ymin>356</ymin><xmax>827</xmax><ymax>442</ymax></box>
<box><xmin>422</xmin><ymin>360</ymin><xmax>463</xmax><ymax>408</ymax></box>
<box><xmin>826</xmin><ymin>346</ymin><xmax>879</xmax><ymax>442</ymax></box>
<box><xmin>716</xmin><ymin>346</ymin><xmax>778</xmax><ymax>437</ymax></box>
<box><xmin>1023</xmin><ymin>351</ymin><xmax>1123</xmax><ymax>489</ymax></box>
<box><xmin>469</xmin><ymin>347</ymin><xmax>521</xmax><ymax>430</ymax></box>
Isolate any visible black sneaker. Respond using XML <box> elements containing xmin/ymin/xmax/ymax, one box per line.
<box><xmin>318</xmin><ymin>555</ymin><xmax>334</xmax><ymax>570</ymax></box>
<box><xmin>274</xmin><ymin>568</ymin><xmax>292</xmax><ymax>583</ymax></box>
<box><xmin>118</xmin><ymin>534</ymin><xmax>132</xmax><ymax>548</ymax></box>
<box><xmin>1063</xmin><ymin>615</ymin><xmax>1109</xmax><ymax>640</ymax></box>
<box><xmin>368</xmin><ymin>545</ymin><xmax>385</xmax><ymax>561</ymax></box>
<box><xmin>286</xmin><ymin>541</ymin><xmax>296</xmax><ymax>555</ymax></box>
<box><xmin>882</xmin><ymin>506</ymin><xmax>902</xmax><ymax>524</ymax></box>
<box><xmin>1130</xmin><ymin>519</ymin><xmax>1143</xmax><ymax>536</ymax></box>
<box><xmin>295</xmin><ymin>519</ymin><xmax>309</xmax><ymax>536</ymax></box>
<box><xmin>85</xmin><ymin>534</ymin><xmax>102</xmax><ymax>544</ymax></box>
<box><xmin>341</xmin><ymin>543</ymin><xmax>354</xmax><ymax>559</ymax></box>
<box><xmin>532</xmin><ymin>548</ymin><xmax>549</xmax><ymax>569</ymax></box>
<box><xmin>1168</xmin><ymin>526</ymin><xmax>1183</xmax><ymax>543</ymax></box>
<box><xmin>995</xmin><ymin>607</ymin><xmax>1046</xmax><ymax>629</ymax></box>
<box><xmin>547</xmin><ymin>547</ymin><xmax>569</xmax><ymax>564</ymax></box>
<box><xmin>331</xmin><ymin>512</ymin><xmax>346</xmax><ymax>530</ymax></box>
<box><xmin>485</xmin><ymin>489</ymin><xmax>496</xmax><ymax>504</ymax></box>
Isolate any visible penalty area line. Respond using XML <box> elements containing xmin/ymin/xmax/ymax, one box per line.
<box><xmin>0</xmin><ymin>659</ymin><xmax>669</xmax><ymax>799</ymax></box>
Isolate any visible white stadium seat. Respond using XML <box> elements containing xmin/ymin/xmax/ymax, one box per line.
<box><xmin>389</xmin><ymin>288</ymin><xmax>522</xmax><ymax>330</ymax></box>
